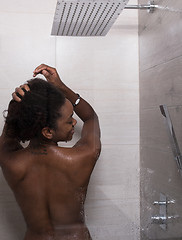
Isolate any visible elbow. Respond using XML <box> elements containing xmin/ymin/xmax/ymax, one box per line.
<box><xmin>92</xmin><ymin>140</ymin><xmax>101</xmax><ymax>162</ymax></box>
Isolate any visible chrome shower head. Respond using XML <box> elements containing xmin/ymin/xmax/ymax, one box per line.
<box><xmin>51</xmin><ymin>0</ymin><xmax>129</xmax><ymax>37</ymax></box>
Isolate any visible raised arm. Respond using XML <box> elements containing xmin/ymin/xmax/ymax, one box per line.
<box><xmin>0</xmin><ymin>122</ymin><xmax>23</xmax><ymax>155</ymax></box>
<box><xmin>0</xmin><ymin>84</ymin><xmax>30</xmax><ymax>162</ymax></box>
<box><xmin>33</xmin><ymin>64</ymin><xmax>101</xmax><ymax>154</ymax></box>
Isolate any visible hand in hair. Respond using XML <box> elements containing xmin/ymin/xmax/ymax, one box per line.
<box><xmin>33</xmin><ymin>64</ymin><xmax>64</xmax><ymax>89</ymax></box>
<box><xmin>12</xmin><ymin>84</ymin><xmax>30</xmax><ymax>102</ymax></box>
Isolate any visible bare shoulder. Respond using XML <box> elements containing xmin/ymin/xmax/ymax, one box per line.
<box><xmin>54</xmin><ymin>143</ymin><xmax>100</xmax><ymax>167</ymax></box>
<box><xmin>51</xmin><ymin>143</ymin><xmax>101</xmax><ymax>186</ymax></box>
<box><xmin>0</xmin><ymin>149</ymin><xmax>30</xmax><ymax>187</ymax></box>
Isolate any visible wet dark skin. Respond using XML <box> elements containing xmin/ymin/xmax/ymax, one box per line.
<box><xmin>0</xmin><ymin>65</ymin><xmax>101</xmax><ymax>240</ymax></box>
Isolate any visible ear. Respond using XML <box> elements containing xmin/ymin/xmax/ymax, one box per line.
<box><xmin>41</xmin><ymin>127</ymin><xmax>54</xmax><ymax>140</ymax></box>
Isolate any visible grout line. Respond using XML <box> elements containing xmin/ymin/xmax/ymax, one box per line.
<box><xmin>55</xmin><ymin>37</ymin><xmax>57</xmax><ymax>67</ymax></box>
<box><xmin>140</xmin><ymin>144</ymin><xmax>173</xmax><ymax>154</ymax></box>
<box><xmin>140</xmin><ymin>54</ymin><xmax>182</xmax><ymax>73</ymax></box>
<box><xmin>141</xmin><ymin>104</ymin><xmax>182</xmax><ymax>111</ymax></box>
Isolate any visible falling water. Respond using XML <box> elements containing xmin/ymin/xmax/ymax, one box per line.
<box><xmin>156</xmin><ymin>5</ymin><xmax>182</xmax><ymax>14</ymax></box>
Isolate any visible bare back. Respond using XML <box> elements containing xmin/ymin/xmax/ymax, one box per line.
<box><xmin>0</xmin><ymin>64</ymin><xmax>101</xmax><ymax>240</ymax></box>
<box><xmin>2</xmin><ymin>144</ymin><xmax>94</xmax><ymax>240</ymax></box>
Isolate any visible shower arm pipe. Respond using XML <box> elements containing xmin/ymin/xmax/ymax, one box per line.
<box><xmin>124</xmin><ymin>4</ymin><xmax>158</xmax><ymax>10</ymax></box>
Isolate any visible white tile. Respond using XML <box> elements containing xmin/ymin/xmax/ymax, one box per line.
<box><xmin>85</xmin><ymin>198</ymin><xmax>140</xmax><ymax>226</ymax></box>
<box><xmin>100</xmin><ymin>113</ymin><xmax>139</xmax><ymax>145</ymax></box>
<box><xmin>87</xmin><ymin>145</ymin><xmax>139</xmax><ymax>198</ymax></box>
<box><xmin>96</xmin><ymin>89</ymin><xmax>139</xmax><ymax>114</ymax></box>
<box><xmin>89</xmin><ymin>227</ymin><xmax>140</xmax><ymax>240</ymax></box>
<box><xmin>0</xmin><ymin>12</ymin><xmax>56</xmax><ymax>88</ymax></box>
<box><xmin>61</xmin><ymin>88</ymin><xmax>139</xmax><ymax>115</ymax></box>
<box><xmin>0</xmin><ymin>0</ymin><xmax>57</xmax><ymax>14</ymax></box>
<box><xmin>56</xmin><ymin>38</ymin><xmax>139</xmax><ymax>90</ymax></box>
<box><xmin>85</xmin><ymin>198</ymin><xmax>140</xmax><ymax>240</ymax></box>
<box><xmin>87</xmin><ymin>183</ymin><xmax>140</xmax><ymax>201</ymax></box>
<box><xmin>55</xmin><ymin>17</ymin><xmax>139</xmax><ymax>90</ymax></box>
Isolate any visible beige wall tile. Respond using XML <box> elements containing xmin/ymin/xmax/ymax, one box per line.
<box><xmin>139</xmin><ymin>0</ymin><xmax>182</xmax><ymax>71</ymax></box>
<box><xmin>89</xmin><ymin>145</ymin><xmax>139</xmax><ymax>190</ymax></box>
<box><xmin>0</xmin><ymin>0</ymin><xmax>57</xmax><ymax>14</ymax></box>
<box><xmin>0</xmin><ymin>13</ymin><xmax>56</xmax><ymax>88</ymax></box>
<box><xmin>140</xmin><ymin>56</ymin><xmax>182</xmax><ymax>110</ymax></box>
<box><xmin>85</xmin><ymin>198</ymin><xmax>140</xmax><ymax>240</ymax></box>
<box><xmin>55</xmin><ymin>32</ymin><xmax>139</xmax><ymax>90</ymax></box>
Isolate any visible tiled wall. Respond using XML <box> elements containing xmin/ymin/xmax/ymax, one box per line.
<box><xmin>139</xmin><ymin>0</ymin><xmax>182</xmax><ymax>239</ymax></box>
<box><xmin>0</xmin><ymin>0</ymin><xmax>139</xmax><ymax>239</ymax></box>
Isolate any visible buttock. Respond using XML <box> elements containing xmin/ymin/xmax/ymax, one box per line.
<box><xmin>24</xmin><ymin>225</ymin><xmax>92</xmax><ymax>240</ymax></box>
<box><xmin>54</xmin><ymin>224</ymin><xmax>92</xmax><ymax>240</ymax></box>
<box><xmin>24</xmin><ymin>230</ymin><xmax>55</xmax><ymax>240</ymax></box>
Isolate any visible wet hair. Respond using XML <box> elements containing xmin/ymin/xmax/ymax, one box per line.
<box><xmin>4</xmin><ymin>78</ymin><xmax>66</xmax><ymax>142</ymax></box>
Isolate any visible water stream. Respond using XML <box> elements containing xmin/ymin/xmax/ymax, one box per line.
<box><xmin>156</xmin><ymin>5</ymin><xmax>182</xmax><ymax>14</ymax></box>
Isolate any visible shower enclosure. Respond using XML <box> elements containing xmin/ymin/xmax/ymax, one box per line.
<box><xmin>1</xmin><ymin>0</ymin><xmax>182</xmax><ymax>239</ymax></box>
<box><xmin>139</xmin><ymin>0</ymin><xmax>182</xmax><ymax>239</ymax></box>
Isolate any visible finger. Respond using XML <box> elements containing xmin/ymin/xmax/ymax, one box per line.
<box><xmin>33</xmin><ymin>65</ymin><xmax>56</xmax><ymax>76</ymax></box>
<box><xmin>33</xmin><ymin>68</ymin><xmax>52</xmax><ymax>79</ymax></box>
<box><xmin>33</xmin><ymin>69</ymin><xmax>50</xmax><ymax>79</ymax></box>
<box><xmin>42</xmin><ymin>69</ymin><xmax>51</xmax><ymax>78</ymax></box>
<box><xmin>33</xmin><ymin>68</ymin><xmax>44</xmax><ymax>77</ymax></box>
<box><xmin>33</xmin><ymin>72</ymin><xmax>38</xmax><ymax>77</ymax></box>
<box><xmin>20</xmin><ymin>84</ymin><xmax>30</xmax><ymax>92</ymax></box>
<box><xmin>15</xmin><ymin>87</ymin><xmax>25</xmax><ymax>97</ymax></box>
<box><xmin>12</xmin><ymin>92</ymin><xmax>21</xmax><ymax>102</ymax></box>
<box><xmin>33</xmin><ymin>64</ymin><xmax>47</xmax><ymax>74</ymax></box>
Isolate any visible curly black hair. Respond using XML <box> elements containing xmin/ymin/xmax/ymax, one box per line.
<box><xmin>4</xmin><ymin>78</ymin><xmax>66</xmax><ymax>142</ymax></box>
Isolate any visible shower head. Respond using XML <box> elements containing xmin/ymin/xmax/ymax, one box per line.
<box><xmin>51</xmin><ymin>0</ymin><xmax>129</xmax><ymax>37</ymax></box>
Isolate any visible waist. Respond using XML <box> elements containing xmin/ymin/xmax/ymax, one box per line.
<box><xmin>25</xmin><ymin>223</ymin><xmax>91</xmax><ymax>240</ymax></box>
